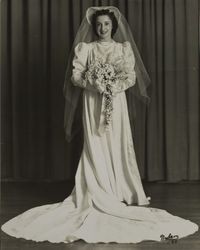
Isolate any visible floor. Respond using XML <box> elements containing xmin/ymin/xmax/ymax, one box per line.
<box><xmin>1</xmin><ymin>181</ymin><xmax>200</xmax><ymax>250</ymax></box>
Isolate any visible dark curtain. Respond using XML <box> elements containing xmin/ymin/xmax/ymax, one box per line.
<box><xmin>1</xmin><ymin>0</ymin><xmax>199</xmax><ymax>181</ymax></box>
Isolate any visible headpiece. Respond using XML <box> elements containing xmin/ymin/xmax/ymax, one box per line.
<box><xmin>86</xmin><ymin>6</ymin><xmax>121</xmax><ymax>24</ymax></box>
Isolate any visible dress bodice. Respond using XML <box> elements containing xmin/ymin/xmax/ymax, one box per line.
<box><xmin>71</xmin><ymin>40</ymin><xmax>136</xmax><ymax>91</ymax></box>
<box><xmin>87</xmin><ymin>41</ymin><xmax>125</xmax><ymax>65</ymax></box>
<box><xmin>74</xmin><ymin>40</ymin><xmax>135</xmax><ymax>65</ymax></box>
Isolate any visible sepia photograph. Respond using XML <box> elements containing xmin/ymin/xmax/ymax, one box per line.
<box><xmin>1</xmin><ymin>0</ymin><xmax>200</xmax><ymax>249</ymax></box>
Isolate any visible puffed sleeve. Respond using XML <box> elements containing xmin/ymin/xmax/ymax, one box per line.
<box><xmin>71</xmin><ymin>42</ymin><xmax>89</xmax><ymax>88</ymax></box>
<box><xmin>71</xmin><ymin>42</ymin><xmax>98</xmax><ymax>92</ymax></box>
<box><xmin>112</xmin><ymin>41</ymin><xmax>136</xmax><ymax>93</ymax></box>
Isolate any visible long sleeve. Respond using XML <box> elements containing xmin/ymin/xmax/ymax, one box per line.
<box><xmin>71</xmin><ymin>42</ymin><xmax>88</xmax><ymax>88</ymax></box>
<box><xmin>71</xmin><ymin>42</ymin><xmax>97</xmax><ymax>92</ymax></box>
<box><xmin>112</xmin><ymin>42</ymin><xmax>136</xmax><ymax>94</ymax></box>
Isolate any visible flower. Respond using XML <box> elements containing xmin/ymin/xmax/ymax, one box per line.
<box><xmin>84</xmin><ymin>59</ymin><xmax>130</xmax><ymax>130</ymax></box>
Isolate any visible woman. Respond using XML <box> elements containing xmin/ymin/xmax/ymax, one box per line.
<box><xmin>1</xmin><ymin>6</ymin><xmax>198</xmax><ymax>244</ymax></box>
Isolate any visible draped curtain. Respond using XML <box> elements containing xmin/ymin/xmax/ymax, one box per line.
<box><xmin>1</xmin><ymin>0</ymin><xmax>199</xmax><ymax>181</ymax></box>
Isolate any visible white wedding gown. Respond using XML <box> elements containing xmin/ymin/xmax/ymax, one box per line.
<box><xmin>1</xmin><ymin>41</ymin><xmax>198</xmax><ymax>243</ymax></box>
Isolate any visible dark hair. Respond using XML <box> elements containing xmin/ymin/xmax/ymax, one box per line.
<box><xmin>91</xmin><ymin>9</ymin><xmax>118</xmax><ymax>38</ymax></box>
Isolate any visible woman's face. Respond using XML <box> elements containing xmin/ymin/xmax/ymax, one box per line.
<box><xmin>95</xmin><ymin>15</ymin><xmax>113</xmax><ymax>41</ymax></box>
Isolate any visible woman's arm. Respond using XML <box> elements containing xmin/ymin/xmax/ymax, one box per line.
<box><xmin>112</xmin><ymin>42</ymin><xmax>136</xmax><ymax>94</ymax></box>
<box><xmin>71</xmin><ymin>42</ymin><xmax>98</xmax><ymax>93</ymax></box>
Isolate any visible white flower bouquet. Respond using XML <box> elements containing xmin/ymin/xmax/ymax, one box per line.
<box><xmin>84</xmin><ymin>57</ymin><xmax>130</xmax><ymax>129</ymax></box>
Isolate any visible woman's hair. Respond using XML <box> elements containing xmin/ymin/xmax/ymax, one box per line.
<box><xmin>91</xmin><ymin>9</ymin><xmax>118</xmax><ymax>38</ymax></box>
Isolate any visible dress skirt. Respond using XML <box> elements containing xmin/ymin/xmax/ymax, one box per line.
<box><xmin>1</xmin><ymin>90</ymin><xmax>198</xmax><ymax>243</ymax></box>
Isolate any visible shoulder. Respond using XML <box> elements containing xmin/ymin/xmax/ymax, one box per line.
<box><xmin>122</xmin><ymin>41</ymin><xmax>131</xmax><ymax>50</ymax></box>
<box><xmin>121</xmin><ymin>42</ymin><xmax>134</xmax><ymax>57</ymax></box>
<box><xmin>114</xmin><ymin>41</ymin><xmax>132</xmax><ymax>52</ymax></box>
<box><xmin>74</xmin><ymin>42</ymin><xmax>92</xmax><ymax>53</ymax></box>
<box><xmin>120</xmin><ymin>41</ymin><xmax>135</xmax><ymax>62</ymax></box>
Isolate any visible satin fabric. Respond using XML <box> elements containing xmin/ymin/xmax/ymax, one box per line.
<box><xmin>1</xmin><ymin>41</ymin><xmax>198</xmax><ymax>243</ymax></box>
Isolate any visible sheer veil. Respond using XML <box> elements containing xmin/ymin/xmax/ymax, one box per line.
<box><xmin>63</xmin><ymin>6</ymin><xmax>151</xmax><ymax>142</ymax></box>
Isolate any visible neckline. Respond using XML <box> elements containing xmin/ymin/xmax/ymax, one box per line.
<box><xmin>95</xmin><ymin>40</ymin><xmax>115</xmax><ymax>45</ymax></box>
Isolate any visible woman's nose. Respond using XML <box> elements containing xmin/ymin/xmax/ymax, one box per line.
<box><xmin>101</xmin><ymin>24</ymin><xmax>106</xmax><ymax>32</ymax></box>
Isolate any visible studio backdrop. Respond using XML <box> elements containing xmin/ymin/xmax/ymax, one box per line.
<box><xmin>1</xmin><ymin>0</ymin><xmax>199</xmax><ymax>182</ymax></box>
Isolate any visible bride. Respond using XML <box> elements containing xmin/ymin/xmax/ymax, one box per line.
<box><xmin>1</xmin><ymin>6</ymin><xmax>198</xmax><ymax>243</ymax></box>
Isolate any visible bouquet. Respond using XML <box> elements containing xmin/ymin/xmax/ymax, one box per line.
<box><xmin>84</xmin><ymin>57</ymin><xmax>130</xmax><ymax>130</ymax></box>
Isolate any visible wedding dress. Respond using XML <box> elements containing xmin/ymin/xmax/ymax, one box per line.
<box><xmin>1</xmin><ymin>40</ymin><xmax>198</xmax><ymax>244</ymax></box>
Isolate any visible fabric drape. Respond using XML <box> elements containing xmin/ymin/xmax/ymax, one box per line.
<box><xmin>1</xmin><ymin>0</ymin><xmax>199</xmax><ymax>181</ymax></box>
